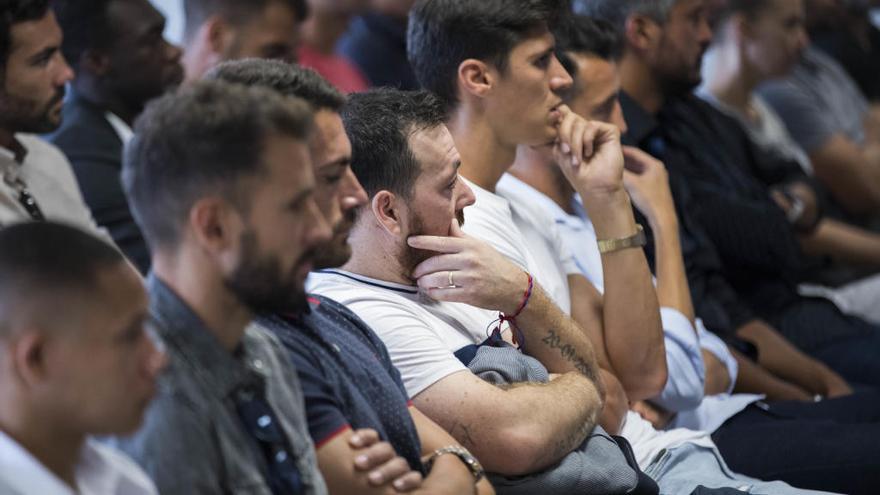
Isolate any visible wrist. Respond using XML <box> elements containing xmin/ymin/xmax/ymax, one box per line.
<box><xmin>584</xmin><ymin>191</ymin><xmax>638</xmax><ymax>239</ymax></box>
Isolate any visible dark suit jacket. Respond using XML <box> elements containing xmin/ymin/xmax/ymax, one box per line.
<box><xmin>46</xmin><ymin>91</ymin><xmax>150</xmax><ymax>273</ymax></box>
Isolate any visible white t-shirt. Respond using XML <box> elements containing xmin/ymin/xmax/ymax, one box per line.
<box><xmin>0</xmin><ymin>431</ymin><xmax>157</xmax><ymax>495</ymax></box>
<box><xmin>462</xmin><ymin>176</ymin><xmax>579</xmax><ymax>313</ymax></box>
<box><xmin>308</xmin><ymin>269</ymin><xmax>713</xmax><ymax>469</ymax></box>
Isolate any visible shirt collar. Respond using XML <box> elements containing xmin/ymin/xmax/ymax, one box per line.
<box><xmin>0</xmin><ymin>430</ymin><xmax>76</xmax><ymax>495</ymax></box>
<box><xmin>0</xmin><ymin>135</ymin><xmax>28</xmax><ymax>165</ymax></box>
<box><xmin>620</xmin><ymin>90</ymin><xmax>660</xmax><ymax>146</ymax></box>
<box><xmin>146</xmin><ymin>275</ymin><xmax>268</xmax><ymax>399</ymax></box>
<box><xmin>104</xmin><ymin>112</ymin><xmax>133</xmax><ymax>146</ymax></box>
<box><xmin>498</xmin><ymin>173</ymin><xmax>594</xmax><ymax>232</ymax></box>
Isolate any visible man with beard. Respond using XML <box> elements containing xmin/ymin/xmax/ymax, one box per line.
<box><xmin>180</xmin><ymin>0</ymin><xmax>307</xmax><ymax>83</ymax></box>
<box><xmin>46</xmin><ymin>0</ymin><xmax>184</xmax><ymax>274</ymax></box>
<box><xmin>0</xmin><ymin>1</ymin><xmax>107</xmax><ymax>236</ymax></box>
<box><xmin>207</xmin><ymin>59</ymin><xmax>493</xmax><ymax>495</ymax></box>
<box><xmin>579</xmin><ymin>0</ymin><xmax>880</xmax><ymax>491</ymax></box>
<box><xmin>111</xmin><ymin>80</ymin><xmax>423</xmax><ymax>494</ymax></box>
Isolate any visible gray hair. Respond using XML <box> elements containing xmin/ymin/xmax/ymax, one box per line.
<box><xmin>573</xmin><ymin>0</ymin><xmax>678</xmax><ymax>33</ymax></box>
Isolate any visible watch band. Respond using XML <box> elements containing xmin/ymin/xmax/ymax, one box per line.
<box><xmin>424</xmin><ymin>446</ymin><xmax>485</xmax><ymax>483</ymax></box>
<box><xmin>597</xmin><ymin>224</ymin><xmax>646</xmax><ymax>254</ymax></box>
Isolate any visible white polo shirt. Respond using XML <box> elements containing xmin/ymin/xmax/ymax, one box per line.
<box><xmin>0</xmin><ymin>430</ymin><xmax>157</xmax><ymax>495</ymax></box>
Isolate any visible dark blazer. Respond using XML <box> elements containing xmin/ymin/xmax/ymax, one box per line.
<box><xmin>46</xmin><ymin>91</ymin><xmax>150</xmax><ymax>273</ymax></box>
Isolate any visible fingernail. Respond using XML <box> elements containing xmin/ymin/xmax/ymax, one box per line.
<box><xmin>355</xmin><ymin>455</ymin><xmax>368</xmax><ymax>466</ymax></box>
<box><xmin>394</xmin><ymin>479</ymin><xmax>406</xmax><ymax>489</ymax></box>
<box><xmin>572</xmin><ymin>155</ymin><xmax>579</xmax><ymax>166</ymax></box>
<box><xmin>561</xmin><ymin>143</ymin><xmax>571</xmax><ymax>154</ymax></box>
<box><xmin>369</xmin><ymin>471</ymin><xmax>383</xmax><ymax>483</ymax></box>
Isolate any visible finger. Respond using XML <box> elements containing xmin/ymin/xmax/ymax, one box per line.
<box><xmin>392</xmin><ymin>472</ymin><xmax>424</xmax><ymax>493</ymax></box>
<box><xmin>622</xmin><ymin>147</ymin><xmax>648</xmax><ymax>174</ymax></box>
<box><xmin>422</xmin><ymin>285</ymin><xmax>472</xmax><ymax>303</ymax></box>
<box><xmin>407</xmin><ymin>234</ymin><xmax>465</xmax><ymax>254</ymax></box>
<box><xmin>415</xmin><ymin>271</ymin><xmax>466</xmax><ymax>291</ymax></box>
<box><xmin>570</xmin><ymin>118</ymin><xmax>587</xmax><ymax>166</ymax></box>
<box><xmin>449</xmin><ymin>218</ymin><xmax>465</xmax><ymax>238</ymax></box>
<box><xmin>355</xmin><ymin>441</ymin><xmax>396</xmax><ymax>472</ymax></box>
<box><xmin>349</xmin><ymin>428</ymin><xmax>379</xmax><ymax>449</ymax></box>
<box><xmin>581</xmin><ymin>121</ymin><xmax>599</xmax><ymax>162</ymax></box>
<box><xmin>411</xmin><ymin>253</ymin><xmax>468</xmax><ymax>279</ymax></box>
<box><xmin>557</xmin><ymin>106</ymin><xmax>577</xmax><ymax>154</ymax></box>
<box><xmin>367</xmin><ymin>456</ymin><xmax>412</xmax><ymax>486</ymax></box>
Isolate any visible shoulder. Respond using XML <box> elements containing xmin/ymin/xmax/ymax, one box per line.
<box><xmin>83</xmin><ymin>441</ymin><xmax>159</xmax><ymax>495</ymax></box>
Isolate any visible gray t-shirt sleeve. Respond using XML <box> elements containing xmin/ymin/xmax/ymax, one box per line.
<box><xmin>759</xmin><ymin>81</ymin><xmax>838</xmax><ymax>154</ymax></box>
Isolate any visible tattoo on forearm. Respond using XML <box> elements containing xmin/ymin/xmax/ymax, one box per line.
<box><xmin>541</xmin><ymin>329</ymin><xmax>599</xmax><ymax>383</ymax></box>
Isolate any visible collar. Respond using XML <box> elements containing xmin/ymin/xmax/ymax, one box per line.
<box><xmin>316</xmin><ymin>269</ymin><xmax>419</xmax><ymax>295</ymax></box>
<box><xmin>146</xmin><ymin>275</ymin><xmax>268</xmax><ymax>399</ymax></box>
<box><xmin>620</xmin><ymin>90</ymin><xmax>660</xmax><ymax>145</ymax></box>
<box><xmin>104</xmin><ymin>112</ymin><xmax>133</xmax><ymax>146</ymax></box>
<box><xmin>0</xmin><ymin>135</ymin><xmax>28</xmax><ymax>164</ymax></box>
<box><xmin>0</xmin><ymin>430</ymin><xmax>75</xmax><ymax>495</ymax></box>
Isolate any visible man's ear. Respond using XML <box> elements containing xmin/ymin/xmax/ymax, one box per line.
<box><xmin>204</xmin><ymin>15</ymin><xmax>233</xmax><ymax>56</ymax></box>
<box><xmin>79</xmin><ymin>49</ymin><xmax>111</xmax><ymax>78</ymax></box>
<box><xmin>458</xmin><ymin>58</ymin><xmax>494</xmax><ymax>100</ymax></box>
<box><xmin>11</xmin><ymin>330</ymin><xmax>49</xmax><ymax>388</ymax></box>
<box><xmin>625</xmin><ymin>13</ymin><xmax>661</xmax><ymax>54</ymax></box>
<box><xmin>371</xmin><ymin>190</ymin><xmax>405</xmax><ymax>236</ymax></box>
<box><xmin>188</xmin><ymin>196</ymin><xmax>241</xmax><ymax>256</ymax></box>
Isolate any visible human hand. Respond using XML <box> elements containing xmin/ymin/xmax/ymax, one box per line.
<box><xmin>408</xmin><ymin>219</ymin><xmax>530</xmax><ymax>314</ymax></box>
<box><xmin>350</xmin><ymin>429</ymin><xmax>423</xmax><ymax>492</ymax></box>
<box><xmin>621</xmin><ymin>146</ymin><xmax>676</xmax><ymax>227</ymax></box>
<box><xmin>814</xmin><ymin>366</ymin><xmax>853</xmax><ymax>399</ymax></box>
<box><xmin>553</xmin><ymin>104</ymin><xmax>625</xmax><ymax>198</ymax></box>
<box><xmin>629</xmin><ymin>400</ymin><xmax>674</xmax><ymax>430</ymax></box>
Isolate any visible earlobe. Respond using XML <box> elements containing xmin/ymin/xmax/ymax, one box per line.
<box><xmin>205</xmin><ymin>16</ymin><xmax>230</xmax><ymax>56</ymax></box>
<box><xmin>458</xmin><ymin>59</ymin><xmax>493</xmax><ymax>99</ymax></box>
<box><xmin>372</xmin><ymin>191</ymin><xmax>403</xmax><ymax>236</ymax></box>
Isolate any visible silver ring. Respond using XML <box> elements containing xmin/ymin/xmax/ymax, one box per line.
<box><xmin>448</xmin><ymin>271</ymin><xmax>455</xmax><ymax>288</ymax></box>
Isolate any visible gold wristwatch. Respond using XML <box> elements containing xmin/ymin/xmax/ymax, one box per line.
<box><xmin>597</xmin><ymin>224</ymin><xmax>647</xmax><ymax>254</ymax></box>
<box><xmin>424</xmin><ymin>446</ymin><xmax>485</xmax><ymax>483</ymax></box>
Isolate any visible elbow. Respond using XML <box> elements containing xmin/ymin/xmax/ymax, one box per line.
<box><xmin>620</xmin><ymin>364</ymin><xmax>668</xmax><ymax>401</ymax></box>
<box><xmin>488</xmin><ymin>426</ymin><xmax>562</xmax><ymax>476</ymax></box>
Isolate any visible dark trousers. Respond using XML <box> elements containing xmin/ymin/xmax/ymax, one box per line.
<box><xmin>712</xmin><ymin>390</ymin><xmax>880</xmax><ymax>494</ymax></box>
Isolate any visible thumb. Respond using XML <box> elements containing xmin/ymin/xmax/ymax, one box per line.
<box><xmin>449</xmin><ymin>217</ymin><xmax>465</xmax><ymax>238</ymax></box>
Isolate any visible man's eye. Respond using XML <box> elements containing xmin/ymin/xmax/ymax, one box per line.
<box><xmin>324</xmin><ymin>175</ymin><xmax>343</xmax><ymax>184</ymax></box>
<box><xmin>535</xmin><ymin>54</ymin><xmax>552</xmax><ymax>69</ymax></box>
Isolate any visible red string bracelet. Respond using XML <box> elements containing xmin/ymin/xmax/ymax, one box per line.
<box><xmin>497</xmin><ymin>271</ymin><xmax>533</xmax><ymax>348</ymax></box>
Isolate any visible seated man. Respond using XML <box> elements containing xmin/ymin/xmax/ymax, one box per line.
<box><xmin>0</xmin><ymin>222</ymin><xmax>164</xmax><ymax>494</ymax></box>
<box><xmin>111</xmin><ymin>81</ymin><xmax>417</xmax><ymax>494</ymax></box>
<box><xmin>297</xmin><ymin>0</ymin><xmax>369</xmax><ymax>93</ymax></box>
<box><xmin>180</xmin><ymin>0</ymin><xmax>306</xmax><ymax>82</ymax></box>
<box><xmin>207</xmin><ymin>58</ymin><xmax>493</xmax><ymax>495</ymax></box>
<box><xmin>507</xmin><ymin>14</ymin><xmax>880</xmax><ymax>495</ymax></box>
<box><xmin>312</xmin><ymin>86</ymin><xmax>834</xmax><ymax>495</ymax></box>
<box><xmin>47</xmin><ymin>0</ymin><xmax>184</xmax><ymax>273</ymax></box>
<box><xmin>0</xmin><ymin>0</ymin><xmax>108</xmax><ymax>239</ymax></box>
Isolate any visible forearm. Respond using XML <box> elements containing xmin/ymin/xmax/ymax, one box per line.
<box><xmin>587</xmin><ymin>190</ymin><xmax>666</xmax><ymax>398</ymax></box>
<box><xmin>800</xmin><ymin>218</ymin><xmax>880</xmax><ymax>267</ymax></box>
<box><xmin>735</xmin><ymin>320</ymin><xmax>829</xmax><ymax>395</ymax></box>
<box><xmin>418</xmin><ymin>455</ymin><xmax>477</xmax><ymax>495</ymax></box>
<box><xmin>597</xmin><ymin>368</ymin><xmax>627</xmax><ymax>435</ymax></box>
<box><xmin>730</xmin><ymin>348</ymin><xmax>811</xmax><ymax>401</ymax></box>
<box><xmin>651</xmin><ymin>211</ymin><xmax>695</xmax><ymax>322</ymax></box>
<box><xmin>516</xmin><ymin>284</ymin><xmax>604</xmax><ymax>391</ymax></box>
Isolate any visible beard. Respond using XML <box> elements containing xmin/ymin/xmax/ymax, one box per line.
<box><xmin>0</xmin><ymin>86</ymin><xmax>65</xmax><ymax>134</ymax></box>
<box><xmin>224</xmin><ymin>229</ymin><xmax>311</xmax><ymax>315</ymax></box>
<box><xmin>313</xmin><ymin>206</ymin><xmax>358</xmax><ymax>269</ymax></box>
<box><xmin>398</xmin><ymin>208</ymin><xmax>465</xmax><ymax>282</ymax></box>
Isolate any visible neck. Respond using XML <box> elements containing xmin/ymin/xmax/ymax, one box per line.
<box><xmin>342</xmin><ymin>222</ymin><xmax>413</xmax><ymax>285</ymax></box>
<box><xmin>701</xmin><ymin>44</ymin><xmax>757</xmax><ymax>113</ymax></box>
<box><xmin>0</xmin><ymin>407</ymin><xmax>84</xmax><ymax>488</ymax></box>
<box><xmin>152</xmin><ymin>250</ymin><xmax>252</xmax><ymax>351</ymax></box>
<box><xmin>302</xmin><ymin>8</ymin><xmax>352</xmax><ymax>54</ymax></box>
<box><xmin>620</xmin><ymin>53</ymin><xmax>666</xmax><ymax>115</ymax></box>
<box><xmin>73</xmin><ymin>80</ymin><xmax>141</xmax><ymax>126</ymax></box>
<box><xmin>181</xmin><ymin>41</ymin><xmax>212</xmax><ymax>85</ymax></box>
<box><xmin>509</xmin><ymin>146</ymin><xmax>576</xmax><ymax>214</ymax></box>
<box><xmin>447</xmin><ymin>106</ymin><xmax>516</xmax><ymax>193</ymax></box>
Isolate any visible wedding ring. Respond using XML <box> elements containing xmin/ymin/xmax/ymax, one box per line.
<box><xmin>448</xmin><ymin>271</ymin><xmax>455</xmax><ymax>288</ymax></box>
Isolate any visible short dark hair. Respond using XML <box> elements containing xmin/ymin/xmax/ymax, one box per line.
<box><xmin>0</xmin><ymin>0</ymin><xmax>50</xmax><ymax>69</ymax></box>
<box><xmin>49</xmin><ymin>0</ymin><xmax>114</xmax><ymax>72</ymax></box>
<box><xmin>342</xmin><ymin>88</ymin><xmax>447</xmax><ymax>199</ymax></box>
<box><xmin>555</xmin><ymin>15</ymin><xmax>623</xmax><ymax>63</ymax></box>
<box><xmin>407</xmin><ymin>0</ymin><xmax>565</xmax><ymax>110</ymax></box>
<box><xmin>573</xmin><ymin>0</ymin><xmax>677</xmax><ymax>34</ymax></box>
<box><xmin>709</xmin><ymin>0</ymin><xmax>771</xmax><ymax>30</ymax></box>
<box><xmin>123</xmin><ymin>80</ymin><xmax>313</xmax><ymax>250</ymax></box>
<box><xmin>205</xmin><ymin>59</ymin><xmax>345</xmax><ymax>112</ymax></box>
<box><xmin>0</xmin><ymin>222</ymin><xmax>125</xmax><ymax>337</ymax></box>
<box><xmin>182</xmin><ymin>0</ymin><xmax>308</xmax><ymax>42</ymax></box>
